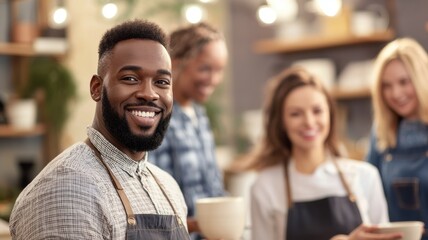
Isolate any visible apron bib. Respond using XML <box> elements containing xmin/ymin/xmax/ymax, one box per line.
<box><xmin>285</xmin><ymin>159</ymin><xmax>362</xmax><ymax>240</ymax></box>
<box><xmin>86</xmin><ymin>139</ymin><xmax>190</xmax><ymax>240</ymax></box>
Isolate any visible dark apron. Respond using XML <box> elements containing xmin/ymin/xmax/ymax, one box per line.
<box><xmin>285</xmin><ymin>159</ymin><xmax>362</xmax><ymax>240</ymax></box>
<box><xmin>381</xmin><ymin>146</ymin><xmax>428</xmax><ymax>240</ymax></box>
<box><xmin>86</xmin><ymin>139</ymin><xmax>190</xmax><ymax>240</ymax></box>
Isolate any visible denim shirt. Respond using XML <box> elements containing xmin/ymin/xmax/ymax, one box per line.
<box><xmin>149</xmin><ymin>102</ymin><xmax>225</xmax><ymax>217</ymax></box>
<box><xmin>366</xmin><ymin>120</ymin><xmax>428</xmax><ymax>239</ymax></box>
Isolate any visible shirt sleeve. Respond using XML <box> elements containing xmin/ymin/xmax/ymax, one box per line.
<box><xmin>364</xmin><ymin>164</ymin><xmax>389</xmax><ymax>224</ymax></box>
<box><xmin>10</xmin><ymin>167</ymin><xmax>111</xmax><ymax>239</ymax></box>
<box><xmin>250</xmin><ymin>177</ymin><xmax>278</xmax><ymax>240</ymax></box>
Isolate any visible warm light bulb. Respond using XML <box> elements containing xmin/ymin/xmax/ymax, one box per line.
<box><xmin>49</xmin><ymin>5</ymin><xmax>68</xmax><ymax>28</ymax></box>
<box><xmin>267</xmin><ymin>0</ymin><xmax>298</xmax><ymax>22</ymax></box>
<box><xmin>102</xmin><ymin>3</ymin><xmax>118</xmax><ymax>19</ymax></box>
<box><xmin>184</xmin><ymin>4</ymin><xmax>204</xmax><ymax>24</ymax></box>
<box><xmin>315</xmin><ymin>0</ymin><xmax>342</xmax><ymax>17</ymax></box>
<box><xmin>53</xmin><ymin>7</ymin><xmax>67</xmax><ymax>25</ymax></box>
<box><xmin>257</xmin><ymin>5</ymin><xmax>277</xmax><ymax>24</ymax></box>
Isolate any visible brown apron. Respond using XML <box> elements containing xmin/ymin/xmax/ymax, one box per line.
<box><xmin>285</xmin><ymin>159</ymin><xmax>362</xmax><ymax>240</ymax></box>
<box><xmin>85</xmin><ymin>139</ymin><xmax>190</xmax><ymax>239</ymax></box>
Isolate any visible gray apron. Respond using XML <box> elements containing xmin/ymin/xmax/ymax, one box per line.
<box><xmin>86</xmin><ymin>139</ymin><xmax>190</xmax><ymax>240</ymax></box>
<box><xmin>285</xmin><ymin>159</ymin><xmax>362</xmax><ymax>240</ymax></box>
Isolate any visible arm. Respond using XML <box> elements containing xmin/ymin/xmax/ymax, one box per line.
<box><xmin>250</xmin><ymin>180</ymin><xmax>277</xmax><ymax>240</ymax></box>
<box><xmin>366</xmin><ymin>166</ymin><xmax>389</xmax><ymax>224</ymax></box>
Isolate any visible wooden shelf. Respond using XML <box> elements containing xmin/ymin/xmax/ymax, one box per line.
<box><xmin>253</xmin><ymin>30</ymin><xmax>395</xmax><ymax>54</ymax></box>
<box><xmin>0</xmin><ymin>124</ymin><xmax>45</xmax><ymax>138</ymax></box>
<box><xmin>330</xmin><ymin>87</ymin><xmax>371</xmax><ymax>100</ymax></box>
<box><xmin>0</xmin><ymin>42</ymin><xmax>65</xmax><ymax>57</ymax></box>
<box><xmin>0</xmin><ymin>42</ymin><xmax>38</xmax><ymax>56</ymax></box>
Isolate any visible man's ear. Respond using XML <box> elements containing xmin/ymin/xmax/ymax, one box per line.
<box><xmin>90</xmin><ymin>75</ymin><xmax>102</xmax><ymax>102</ymax></box>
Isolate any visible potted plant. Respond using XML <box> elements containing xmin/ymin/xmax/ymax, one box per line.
<box><xmin>18</xmin><ymin>56</ymin><xmax>77</xmax><ymax>159</ymax></box>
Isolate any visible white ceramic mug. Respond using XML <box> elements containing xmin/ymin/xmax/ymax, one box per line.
<box><xmin>374</xmin><ymin>221</ymin><xmax>424</xmax><ymax>240</ymax></box>
<box><xmin>196</xmin><ymin>197</ymin><xmax>246</xmax><ymax>240</ymax></box>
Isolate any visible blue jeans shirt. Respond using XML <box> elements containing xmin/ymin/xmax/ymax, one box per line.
<box><xmin>367</xmin><ymin>120</ymin><xmax>428</xmax><ymax>239</ymax></box>
<box><xmin>149</xmin><ymin>102</ymin><xmax>225</xmax><ymax>217</ymax></box>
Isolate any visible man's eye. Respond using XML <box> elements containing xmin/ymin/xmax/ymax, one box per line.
<box><xmin>155</xmin><ymin>79</ymin><xmax>171</xmax><ymax>86</ymax></box>
<box><xmin>122</xmin><ymin>76</ymin><xmax>138</xmax><ymax>82</ymax></box>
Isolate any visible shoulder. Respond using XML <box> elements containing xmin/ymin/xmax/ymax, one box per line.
<box><xmin>18</xmin><ymin>143</ymin><xmax>108</xmax><ymax>201</ymax></box>
<box><xmin>10</xmin><ymin>144</ymin><xmax>110</xmax><ymax>238</ymax></box>
<box><xmin>337</xmin><ymin>157</ymin><xmax>379</xmax><ymax>177</ymax></box>
<box><xmin>252</xmin><ymin>164</ymin><xmax>283</xmax><ymax>193</ymax></box>
<box><xmin>251</xmin><ymin>164</ymin><xmax>285</xmax><ymax>216</ymax></box>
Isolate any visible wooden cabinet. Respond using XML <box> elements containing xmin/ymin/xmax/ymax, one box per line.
<box><xmin>253</xmin><ymin>30</ymin><xmax>395</xmax><ymax>54</ymax></box>
<box><xmin>252</xmin><ymin>29</ymin><xmax>396</xmax><ymax>159</ymax></box>
<box><xmin>0</xmin><ymin>124</ymin><xmax>45</xmax><ymax>138</ymax></box>
<box><xmin>0</xmin><ymin>0</ymin><xmax>68</xmax><ymax>164</ymax></box>
<box><xmin>0</xmin><ymin>43</ymin><xmax>65</xmax><ymax>139</ymax></box>
<box><xmin>252</xmin><ymin>29</ymin><xmax>395</xmax><ymax>101</ymax></box>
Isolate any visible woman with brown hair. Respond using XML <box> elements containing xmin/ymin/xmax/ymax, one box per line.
<box><xmin>249</xmin><ymin>67</ymin><xmax>401</xmax><ymax>240</ymax></box>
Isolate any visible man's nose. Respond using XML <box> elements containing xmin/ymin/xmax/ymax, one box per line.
<box><xmin>136</xmin><ymin>81</ymin><xmax>159</xmax><ymax>101</ymax></box>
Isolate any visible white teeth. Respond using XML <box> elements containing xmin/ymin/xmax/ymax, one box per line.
<box><xmin>302</xmin><ymin>130</ymin><xmax>316</xmax><ymax>137</ymax></box>
<box><xmin>131</xmin><ymin>110</ymin><xmax>155</xmax><ymax>118</ymax></box>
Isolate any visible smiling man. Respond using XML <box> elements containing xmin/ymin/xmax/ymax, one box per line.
<box><xmin>9</xmin><ymin>20</ymin><xmax>189</xmax><ymax>240</ymax></box>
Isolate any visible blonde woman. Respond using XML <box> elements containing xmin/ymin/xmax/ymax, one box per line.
<box><xmin>367</xmin><ymin>38</ymin><xmax>428</xmax><ymax>239</ymax></box>
<box><xmin>249</xmin><ymin>67</ymin><xmax>401</xmax><ymax>240</ymax></box>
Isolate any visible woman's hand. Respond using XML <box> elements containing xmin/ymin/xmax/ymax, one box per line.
<box><xmin>332</xmin><ymin>224</ymin><xmax>403</xmax><ymax>240</ymax></box>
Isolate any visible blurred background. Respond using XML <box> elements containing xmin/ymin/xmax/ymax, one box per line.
<box><xmin>0</xmin><ymin>0</ymin><xmax>427</xmax><ymax>229</ymax></box>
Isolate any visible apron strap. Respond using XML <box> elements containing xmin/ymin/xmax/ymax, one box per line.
<box><xmin>84</xmin><ymin>138</ymin><xmax>137</xmax><ymax>226</ymax></box>
<box><xmin>332</xmin><ymin>159</ymin><xmax>356</xmax><ymax>202</ymax></box>
<box><xmin>284</xmin><ymin>158</ymin><xmax>357</xmax><ymax>209</ymax></box>
<box><xmin>146</xmin><ymin>166</ymin><xmax>183</xmax><ymax>226</ymax></box>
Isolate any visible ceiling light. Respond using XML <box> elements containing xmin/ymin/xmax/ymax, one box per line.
<box><xmin>257</xmin><ymin>5</ymin><xmax>277</xmax><ymax>25</ymax></box>
<box><xmin>183</xmin><ymin>4</ymin><xmax>204</xmax><ymax>24</ymax></box>
<box><xmin>102</xmin><ymin>3</ymin><xmax>118</xmax><ymax>19</ymax></box>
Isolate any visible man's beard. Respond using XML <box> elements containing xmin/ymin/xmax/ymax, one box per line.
<box><xmin>102</xmin><ymin>88</ymin><xmax>171</xmax><ymax>152</ymax></box>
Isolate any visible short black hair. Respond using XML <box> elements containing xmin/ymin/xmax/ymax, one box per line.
<box><xmin>97</xmin><ymin>19</ymin><xmax>168</xmax><ymax>75</ymax></box>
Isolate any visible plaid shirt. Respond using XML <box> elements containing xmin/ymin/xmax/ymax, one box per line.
<box><xmin>10</xmin><ymin>127</ymin><xmax>187</xmax><ymax>239</ymax></box>
<box><xmin>149</xmin><ymin>102</ymin><xmax>225</xmax><ymax>217</ymax></box>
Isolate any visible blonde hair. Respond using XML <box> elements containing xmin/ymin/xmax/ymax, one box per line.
<box><xmin>371</xmin><ymin>38</ymin><xmax>428</xmax><ymax>151</ymax></box>
<box><xmin>247</xmin><ymin>67</ymin><xmax>341</xmax><ymax>170</ymax></box>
